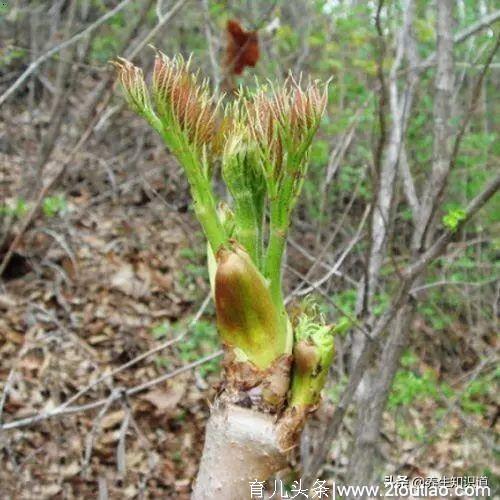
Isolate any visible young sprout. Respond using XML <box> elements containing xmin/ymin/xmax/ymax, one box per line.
<box><xmin>114</xmin><ymin>54</ymin><xmax>335</xmax><ymax>413</ymax></box>
<box><xmin>245</xmin><ymin>79</ymin><xmax>329</xmax><ymax>334</ymax></box>
<box><xmin>152</xmin><ymin>53</ymin><xmax>219</xmax><ymax>154</ymax></box>
<box><xmin>221</xmin><ymin>104</ymin><xmax>266</xmax><ymax>265</ymax></box>
<box><xmin>289</xmin><ymin>313</ymin><xmax>349</xmax><ymax>409</ymax></box>
<box><xmin>247</xmin><ymin>78</ymin><xmax>328</xmax><ymax>191</ymax></box>
<box><xmin>112</xmin><ymin>57</ymin><xmax>157</xmax><ymax>126</ymax></box>
<box><xmin>113</xmin><ymin>51</ymin><xmax>226</xmax><ymax>253</ymax></box>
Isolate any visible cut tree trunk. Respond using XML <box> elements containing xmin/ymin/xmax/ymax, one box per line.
<box><xmin>192</xmin><ymin>403</ymin><xmax>288</xmax><ymax>499</ymax></box>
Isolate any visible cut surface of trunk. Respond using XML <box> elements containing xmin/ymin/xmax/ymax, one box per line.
<box><xmin>192</xmin><ymin>402</ymin><xmax>287</xmax><ymax>500</ymax></box>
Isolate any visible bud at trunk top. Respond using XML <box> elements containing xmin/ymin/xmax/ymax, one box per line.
<box><xmin>214</xmin><ymin>243</ymin><xmax>288</xmax><ymax>369</ymax></box>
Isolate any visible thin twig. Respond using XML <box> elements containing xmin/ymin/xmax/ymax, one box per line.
<box><xmin>83</xmin><ymin>390</ymin><xmax>118</xmax><ymax>469</ymax></box>
<box><xmin>0</xmin><ymin>94</ymin><xmax>110</xmax><ymax>277</ymax></box>
<box><xmin>127</xmin><ymin>0</ymin><xmax>189</xmax><ymax>59</ymax></box>
<box><xmin>411</xmin><ymin>277</ymin><xmax>498</xmax><ymax>294</ymax></box>
<box><xmin>302</xmin><ymin>173</ymin><xmax>500</xmax><ymax>484</ymax></box>
<box><xmin>201</xmin><ymin>0</ymin><xmax>220</xmax><ymax>89</ymax></box>
<box><xmin>0</xmin><ymin>350</ymin><xmax>222</xmax><ymax>431</ymax></box>
<box><xmin>53</xmin><ymin>293</ymin><xmax>210</xmax><ymax>412</ymax></box>
<box><xmin>0</xmin><ymin>0</ymin><xmax>135</xmax><ymax>106</ymax></box>
<box><xmin>419</xmin><ymin>9</ymin><xmax>500</xmax><ymax>70</ymax></box>
<box><xmin>292</xmin><ymin>204</ymin><xmax>370</xmax><ymax>296</ymax></box>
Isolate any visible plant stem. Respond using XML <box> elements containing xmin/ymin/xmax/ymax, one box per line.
<box><xmin>264</xmin><ymin>165</ymin><xmax>296</xmax><ymax>311</ymax></box>
<box><xmin>193</xmin><ymin>197</ymin><xmax>226</xmax><ymax>252</ymax></box>
<box><xmin>265</xmin><ymin>220</ymin><xmax>286</xmax><ymax>306</ymax></box>
<box><xmin>234</xmin><ymin>195</ymin><xmax>259</xmax><ymax>265</ymax></box>
<box><xmin>147</xmin><ymin>110</ymin><xmax>227</xmax><ymax>253</ymax></box>
<box><xmin>188</xmin><ymin>168</ymin><xmax>227</xmax><ymax>253</ymax></box>
<box><xmin>265</xmin><ymin>197</ymin><xmax>290</xmax><ymax>351</ymax></box>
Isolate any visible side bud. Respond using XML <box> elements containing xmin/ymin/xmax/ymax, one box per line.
<box><xmin>278</xmin><ymin>316</ymin><xmax>346</xmax><ymax>449</ymax></box>
<box><xmin>289</xmin><ymin>316</ymin><xmax>344</xmax><ymax>409</ymax></box>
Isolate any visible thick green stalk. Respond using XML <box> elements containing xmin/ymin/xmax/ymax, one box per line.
<box><xmin>233</xmin><ymin>193</ymin><xmax>260</xmax><ymax>265</ymax></box>
<box><xmin>146</xmin><ymin>109</ymin><xmax>226</xmax><ymax>253</ymax></box>
<box><xmin>264</xmin><ymin>156</ymin><xmax>297</xmax><ymax>311</ymax></box>
<box><xmin>265</xmin><ymin>196</ymin><xmax>290</xmax><ymax>349</ymax></box>
<box><xmin>190</xmin><ymin>176</ymin><xmax>227</xmax><ymax>254</ymax></box>
<box><xmin>179</xmin><ymin>147</ymin><xmax>226</xmax><ymax>253</ymax></box>
<box><xmin>265</xmin><ymin>218</ymin><xmax>286</xmax><ymax>304</ymax></box>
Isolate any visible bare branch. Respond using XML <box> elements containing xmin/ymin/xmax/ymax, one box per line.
<box><xmin>361</xmin><ymin>0</ymin><xmax>414</xmax><ymax>317</ymax></box>
<box><xmin>0</xmin><ymin>0</ymin><xmax>135</xmax><ymax>106</ymax></box>
<box><xmin>399</xmin><ymin>147</ymin><xmax>420</xmax><ymax>217</ymax></box>
<box><xmin>67</xmin><ymin>293</ymin><xmax>209</xmax><ymax>411</ymax></box>
<box><xmin>285</xmin><ymin>264</ymin><xmax>375</xmax><ymax>343</ymax></box>
<box><xmin>0</xmin><ymin>350</ymin><xmax>222</xmax><ymax>431</ymax></box>
<box><xmin>286</xmin><ymin>237</ymin><xmax>359</xmax><ymax>287</ymax></box>
<box><xmin>411</xmin><ymin>277</ymin><xmax>498</xmax><ymax>294</ymax></box>
<box><xmin>126</xmin><ymin>0</ymin><xmax>189</xmax><ymax>59</ymax></box>
<box><xmin>455</xmin><ymin>9</ymin><xmax>500</xmax><ymax>43</ymax></box>
<box><xmin>0</xmin><ymin>294</ymin><xmax>210</xmax><ymax>429</ymax></box>
<box><xmin>303</xmin><ymin>172</ymin><xmax>500</xmax><ymax>484</ymax></box>
<box><xmin>413</xmin><ymin>0</ymin><xmax>455</xmax><ymax>251</ymax></box>
<box><xmin>350</xmin><ymin>2</ymin><xmax>417</xmax><ymax>411</ymax></box>
<box><xmin>201</xmin><ymin>0</ymin><xmax>221</xmax><ymax>89</ymax></box>
<box><xmin>406</xmin><ymin>173</ymin><xmax>500</xmax><ymax>281</ymax></box>
<box><xmin>293</xmin><ymin>205</ymin><xmax>369</xmax><ymax>296</ymax></box>
<box><xmin>420</xmin><ymin>10</ymin><xmax>500</xmax><ymax>70</ymax></box>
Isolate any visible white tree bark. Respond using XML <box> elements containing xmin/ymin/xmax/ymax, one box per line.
<box><xmin>351</xmin><ymin>0</ymin><xmax>416</xmax><ymax>404</ymax></box>
<box><xmin>192</xmin><ymin>403</ymin><xmax>287</xmax><ymax>500</ymax></box>
<box><xmin>412</xmin><ymin>0</ymin><xmax>455</xmax><ymax>250</ymax></box>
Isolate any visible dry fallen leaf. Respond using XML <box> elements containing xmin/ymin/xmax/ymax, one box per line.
<box><xmin>101</xmin><ymin>409</ymin><xmax>126</xmax><ymax>429</ymax></box>
<box><xmin>61</xmin><ymin>461</ymin><xmax>81</xmax><ymax>478</ymax></box>
<box><xmin>140</xmin><ymin>382</ymin><xmax>186</xmax><ymax>413</ymax></box>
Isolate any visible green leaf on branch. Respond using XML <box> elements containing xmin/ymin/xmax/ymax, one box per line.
<box><xmin>442</xmin><ymin>208</ymin><xmax>466</xmax><ymax>231</ymax></box>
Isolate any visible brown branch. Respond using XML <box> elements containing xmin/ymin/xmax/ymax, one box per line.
<box><xmin>0</xmin><ymin>294</ymin><xmax>210</xmax><ymax>428</ymax></box>
<box><xmin>418</xmin><ymin>9</ymin><xmax>500</xmax><ymax>70</ymax></box>
<box><xmin>448</xmin><ymin>35</ymin><xmax>500</xmax><ymax>174</ymax></box>
<box><xmin>414</xmin><ymin>0</ymin><xmax>455</xmax><ymax>251</ymax></box>
<box><xmin>417</xmin><ymin>35</ymin><xmax>499</xmax><ymax>251</ymax></box>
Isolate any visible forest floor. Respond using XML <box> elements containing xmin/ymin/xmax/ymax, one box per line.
<box><xmin>0</xmin><ymin>108</ymin><xmax>497</xmax><ymax>499</ymax></box>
